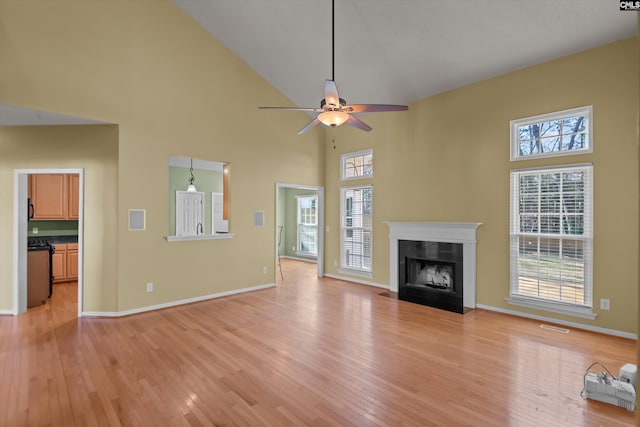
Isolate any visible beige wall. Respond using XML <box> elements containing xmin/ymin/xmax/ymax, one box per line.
<box><xmin>0</xmin><ymin>0</ymin><xmax>636</xmax><ymax>334</ymax></box>
<box><xmin>0</xmin><ymin>0</ymin><xmax>324</xmax><ymax>312</ymax></box>
<box><xmin>0</xmin><ymin>125</ymin><xmax>119</xmax><ymax>311</ymax></box>
<box><xmin>324</xmin><ymin>38</ymin><xmax>638</xmax><ymax>334</ymax></box>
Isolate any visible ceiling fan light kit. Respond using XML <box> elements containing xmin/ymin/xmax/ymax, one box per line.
<box><xmin>259</xmin><ymin>0</ymin><xmax>408</xmax><ymax>134</ymax></box>
<box><xmin>318</xmin><ymin>110</ymin><xmax>349</xmax><ymax>127</ymax></box>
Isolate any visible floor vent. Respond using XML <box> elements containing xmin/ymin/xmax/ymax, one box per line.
<box><xmin>540</xmin><ymin>324</ymin><xmax>570</xmax><ymax>333</ymax></box>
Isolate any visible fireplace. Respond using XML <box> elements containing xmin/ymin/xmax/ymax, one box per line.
<box><xmin>399</xmin><ymin>240</ymin><xmax>464</xmax><ymax>313</ymax></box>
<box><xmin>385</xmin><ymin>222</ymin><xmax>481</xmax><ymax>314</ymax></box>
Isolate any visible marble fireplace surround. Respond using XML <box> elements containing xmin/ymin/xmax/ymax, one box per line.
<box><xmin>385</xmin><ymin>222</ymin><xmax>482</xmax><ymax>310</ymax></box>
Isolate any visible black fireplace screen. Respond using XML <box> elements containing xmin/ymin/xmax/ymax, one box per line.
<box><xmin>406</xmin><ymin>258</ymin><xmax>454</xmax><ymax>292</ymax></box>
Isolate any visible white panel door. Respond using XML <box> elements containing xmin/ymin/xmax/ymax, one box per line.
<box><xmin>176</xmin><ymin>191</ymin><xmax>204</xmax><ymax>236</ymax></box>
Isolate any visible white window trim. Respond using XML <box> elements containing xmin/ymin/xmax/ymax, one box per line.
<box><xmin>508</xmin><ymin>163</ymin><xmax>595</xmax><ymax>319</ymax></box>
<box><xmin>506</xmin><ymin>295</ymin><xmax>596</xmax><ymax>320</ymax></box>
<box><xmin>341</xmin><ymin>149</ymin><xmax>373</xmax><ymax>181</ymax></box>
<box><xmin>510</xmin><ymin>106</ymin><xmax>592</xmax><ymax>161</ymax></box>
<box><xmin>338</xmin><ymin>268</ymin><xmax>374</xmax><ymax>279</ymax></box>
<box><xmin>340</xmin><ymin>184</ymin><xmax>373</xmax><ymax>274</ymax></box>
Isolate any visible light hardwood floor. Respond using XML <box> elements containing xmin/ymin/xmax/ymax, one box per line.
<box><xmin>0</xmin><ymin>259</ymin><xmax>635</xmax><ymax>426</ymax></box>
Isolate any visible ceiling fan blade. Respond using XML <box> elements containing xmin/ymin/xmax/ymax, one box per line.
<box><xmin>259</xmin><ymin>106</ymin><xmax>323</xmax><ymax>112</ymax></box>
<box><xmin>345</xmin><ymin>115</ymin><xmax>372</xmax><ymax>132</ymax></box>
<box><xmin>343</xmin><ymin>104</ymin><xmax>409</xmax><ymax>113</ymax></box>
<box><xmin>298</xmin><ymin>118</ymin><xmax>321</xmax><ymax>135</ymax></box>
<box><xmin>324</xmin><ymin>80</ymin><xmax>341</xmax><ymax>108</ymax></box>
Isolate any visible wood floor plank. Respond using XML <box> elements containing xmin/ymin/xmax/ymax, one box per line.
<box><xmin>0</xmin><ymin>260</ymin><xmax>636</xmax><ymax>426</ymax></box>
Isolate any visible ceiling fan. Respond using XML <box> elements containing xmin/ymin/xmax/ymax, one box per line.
<box><xmin>259</xmin><ymin>0</ymin><xmax>408</xmax><ymax>135</ymax></box>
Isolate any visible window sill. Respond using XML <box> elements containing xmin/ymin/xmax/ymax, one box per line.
<box><xmin>338</xmin><ymin>268</ymin><xmax>373</xmax><ymax>279</ymax></box>
<box><xmin>165</xmin><ymin>233</ymin><xmax>234</xmax><ymax>242</ymax></box>
<box><xmin>295</xmin><ymin>252</ymin><xmax>317</xmax><ymax>259</ymax></box>
<box><xmin>506</xmin><ymin>295</ymin><xmax>597</xmax><ymax>320</ymax></box>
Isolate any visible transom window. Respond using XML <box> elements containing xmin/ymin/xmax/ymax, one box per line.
<box><xmin>508</xmin><ymin>164</ymin><xmax>594</xmax><ymax>319</ymax></box>
<box><xmin>341</xmin><ymin>149</ymin><xmax>373</xmax><ymax>180</ymax></box>
<box><xmin>510</xmin><ymin>106</ymin><xmax>592</xmax><ymax>161</ymax></box>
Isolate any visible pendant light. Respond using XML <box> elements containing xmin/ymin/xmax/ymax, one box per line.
<box><xmin>186</xmin><ymin>158</ymin><xmax>197</xmax><ymax>192</ymax></box>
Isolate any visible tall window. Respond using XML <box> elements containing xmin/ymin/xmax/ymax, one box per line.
<box><xmin>341</xmin><ymin>149</ymin><xmax>373</xmax><ymax>180</ymax></box>
<box><xmin>340</xmin><ymin>186</ymin><xmax>373</xmax><ymax>273</ymax></box>
<box><xmin>509</xmin><ymin>164</ymin><xmax>593</xmax><ymax>318</ymax></box>
<box><xmin>510</xmin><ymin>106</ymin><xmax>592</xmax><ymax>161</ymax></box>
<box><xmin>297</xmin><ymin>195</ymin><xmax>317</xmax><ymax>256</ymax></box>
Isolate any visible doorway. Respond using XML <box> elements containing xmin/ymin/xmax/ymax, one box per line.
<box><xmin>14</xmin><ymin>168</ymin><xmax>84</xmax><ymax>316</ymax></box>
<box><xmin>275</xmin><ymin>183</ymin><xmax>324</xmax><ymax>279</ymax></box>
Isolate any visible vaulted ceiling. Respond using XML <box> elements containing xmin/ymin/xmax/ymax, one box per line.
<box><xmin>1</xmin><ymin>0</ymin><xmax>635</xmax><ymax>125</ymax></box>
<box><xmin>173</xmin><ymin>0</ymin><xmax>637</xmax><ymax>108</ymax></box>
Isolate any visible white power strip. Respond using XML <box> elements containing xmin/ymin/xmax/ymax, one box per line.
<box><xmin>583</xmin><ymin>372</ymin><xmax>636</xmax><ymax>411</ymax></box>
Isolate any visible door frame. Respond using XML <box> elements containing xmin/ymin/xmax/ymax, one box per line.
<box><xmin>275</xmin><ymin>182</ymin><xmax>324</xmax><ymax>277</ymax></box>
<box><xmin>13</xmin><ymin>168</ymin><xmax>84</xmax><ymax>316</ymax></box>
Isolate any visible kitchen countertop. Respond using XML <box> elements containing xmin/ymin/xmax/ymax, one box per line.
<box><xmin>29</xmin><ymin>235</ymin><xmax>78</xmax><ymax>245</ymax></box>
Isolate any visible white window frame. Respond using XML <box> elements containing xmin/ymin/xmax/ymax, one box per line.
<box><xmin>507</xmin><ymin>164</ymin><xmax>595</xmax><ymax>319</ymax></box>
<box><xmin>341</xmin><ymin>149</ymin><xmax>373</xmax><ymax>181</ymax></box>
<box><xmin>340</xmin><ymin>185</ymin><xmax>373</xmax><ymax>277</ymax></box>
<box><xmin>510</xmin><ymin>106</ymin><xmax>592</xmax><ymax>161</ymax></box>
<box><xmin>296</xmin><ymin>195</ymin><xmax>318</xmax><ymax>257</ymax></box>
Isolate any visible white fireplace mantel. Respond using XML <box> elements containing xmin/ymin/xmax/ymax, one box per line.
<box><xmin>385</xmin><ymin>222</ymin><xmax>482</xmax><ymax>310</ymax></box>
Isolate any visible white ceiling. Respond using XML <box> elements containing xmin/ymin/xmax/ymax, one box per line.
<box><xmin>173</xmin><ymin>0</ymin><xmax>637</xmax><ymax>108</ymax></box>
<box><xmin>1</xmin><ymin>1</ymin><xmax>635</xmax><ymax>125</ymax></box>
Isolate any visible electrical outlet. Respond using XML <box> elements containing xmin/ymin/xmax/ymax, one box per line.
<box><xmin>292</xmin><ymin>246</ymin><xmax>296</xmax><ymax>252</ymax></box>
<box><xmin>146</xmin><ymin>282</ymin><xmax>153</xmax><ymax>293</ymax></box>
<box><xmin>32</xmin><ymin>227</ymin><xmax>38</xmax><ymax>234</ymax></box>
<box><xmin>333</xmin><ymin>259</ymin><xmax>338</xmax><ymax>267</ymax></box>
<box><xmin>600</xmin><ymin>298</ymin><xmax>610</xmax><ymax>311</ymax></box>
<box><xmin>262</xmin><ymin>266</ymin><xmax>268</xmax><ymax>274</ymax></box>
<box><xmin>326</xmin><ymin>225</ymin><xmax>330</xmax><ymax>232</ymax></box>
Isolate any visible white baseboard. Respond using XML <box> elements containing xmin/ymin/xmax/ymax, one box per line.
<box><xmin>476</xmin><ymin>303</ymin><xmax>637</xmax><ymax>340</ymax></box>
<box><xmin>324</xmin><ymin>273</ymin><xmax>389</xmax><ymax>290</ymax></box>
<box><xmin>82</xmin><ymin>283</ymin><xmax>276</xmax><ymax>318</ymax></box>
<box><xmin>0</xmin><ymin>309</ymin><xmax>15</xmax><ymax>315</ymax></box>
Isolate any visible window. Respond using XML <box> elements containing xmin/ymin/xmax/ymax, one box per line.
<box><xmin>510</xmin><ymin>106</ymin><xmax>592</xmax><ymax>161</ymax></box>
<box><xmin>340</xmin><ymin>185</ymin><xmax>373</xmax><ymax>274</ymax></box>
<box><xmin>297</xmin><ymin>195</ymin><xmax>317</xmax><ymax>256</ymax></box>
<box><xmin>341</xmin><ymin>149</ymin><xmax>373</xmax><ymax>180</ymax></box>
<box><xmin>509</xmin><ymin>164</ymin><xmax>594</xmax><ymax>319</ymax></box>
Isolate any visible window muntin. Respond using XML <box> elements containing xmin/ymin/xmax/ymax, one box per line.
<box><xmin>510</xmin><ymin>106</ymin><xmax>592</xmax><ymax>160</ymax></box>
<box><xmin>510</xmin><ymin>165</ymin><xmax>593</xmax><ymax>309</ymax></box>
<box><xmin>341</xmin><ymin>149</ymin><xmax>373</xmax><ymax>180</ymax></box>
<box><xmin>340</xmin><ymin>186</ymin><xmax>373</xmax><ymax>272</ymax></box>
<box><xmin>297</xmin><ymin>195</ymin><xmax>317</xmax><ymax>256</ymax></box>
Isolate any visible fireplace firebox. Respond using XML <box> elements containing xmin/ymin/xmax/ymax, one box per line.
<box><xmin>399</xmin><ymin>240</ymin><xmax>464</xmax><ymax>313</ymax></box>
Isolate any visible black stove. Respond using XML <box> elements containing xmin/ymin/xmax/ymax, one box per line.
<box><xmin>28</xmin><ymin>238</ymin><xmax>53</xmax><ymax>250</ymax></box>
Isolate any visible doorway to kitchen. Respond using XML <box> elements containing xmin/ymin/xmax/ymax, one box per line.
<box><xmin>14</xmin><ymin>168</ymin><xmax>84</xmax><ymax>316</ymax></box>
<box><xmin>275</xmin><ymin>183</ymin><xmax>324</xmax><ymax>280</ymax></box>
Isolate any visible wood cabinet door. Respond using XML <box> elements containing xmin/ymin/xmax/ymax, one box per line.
<box><xmin>52</xmin><ymin>245</ymin><xmax>66</xmax><ymax>283</ymax></box>
<box><xmin>67</xmin><ymin>174</ymin><xmax>80</xmax><ymax>219</ymax></box>
<box><xmin>66</xmin><ymin>244</ymin><xmax>78</xmax><ymax>280</ymax></box>
<box><xmin>31</xmin><ymin>174</ymin><xmax>68</xmax><ymax>219</ymax></box>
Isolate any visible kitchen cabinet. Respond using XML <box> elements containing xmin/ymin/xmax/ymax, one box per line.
<box><xmin>66</xmin><ymin>244</ymin><xmax>78</xmax><ymax>281</ymax></box>
<box><xmin>52</xmin><ymin>245</ymin><xmax>66</xmax><ymax>283</ymax></box>
<box><xmin>52</xmin><ymin>243</ymin><xmax>78</xmax><ymax>283</ymax></box>
<box><xmin>29</xmin><ymin>174</ymin><xmax>67</xmax><ymax>219</ymax></box>
<box><xmin>29</xmin><ymin>174</ymin><xmax>79</xmax><ymax>220</ymax></box>
<box><xmin>67</xmin><ymin>175</ymin><xmax>79</xmax><ymax>219</ymax></box>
